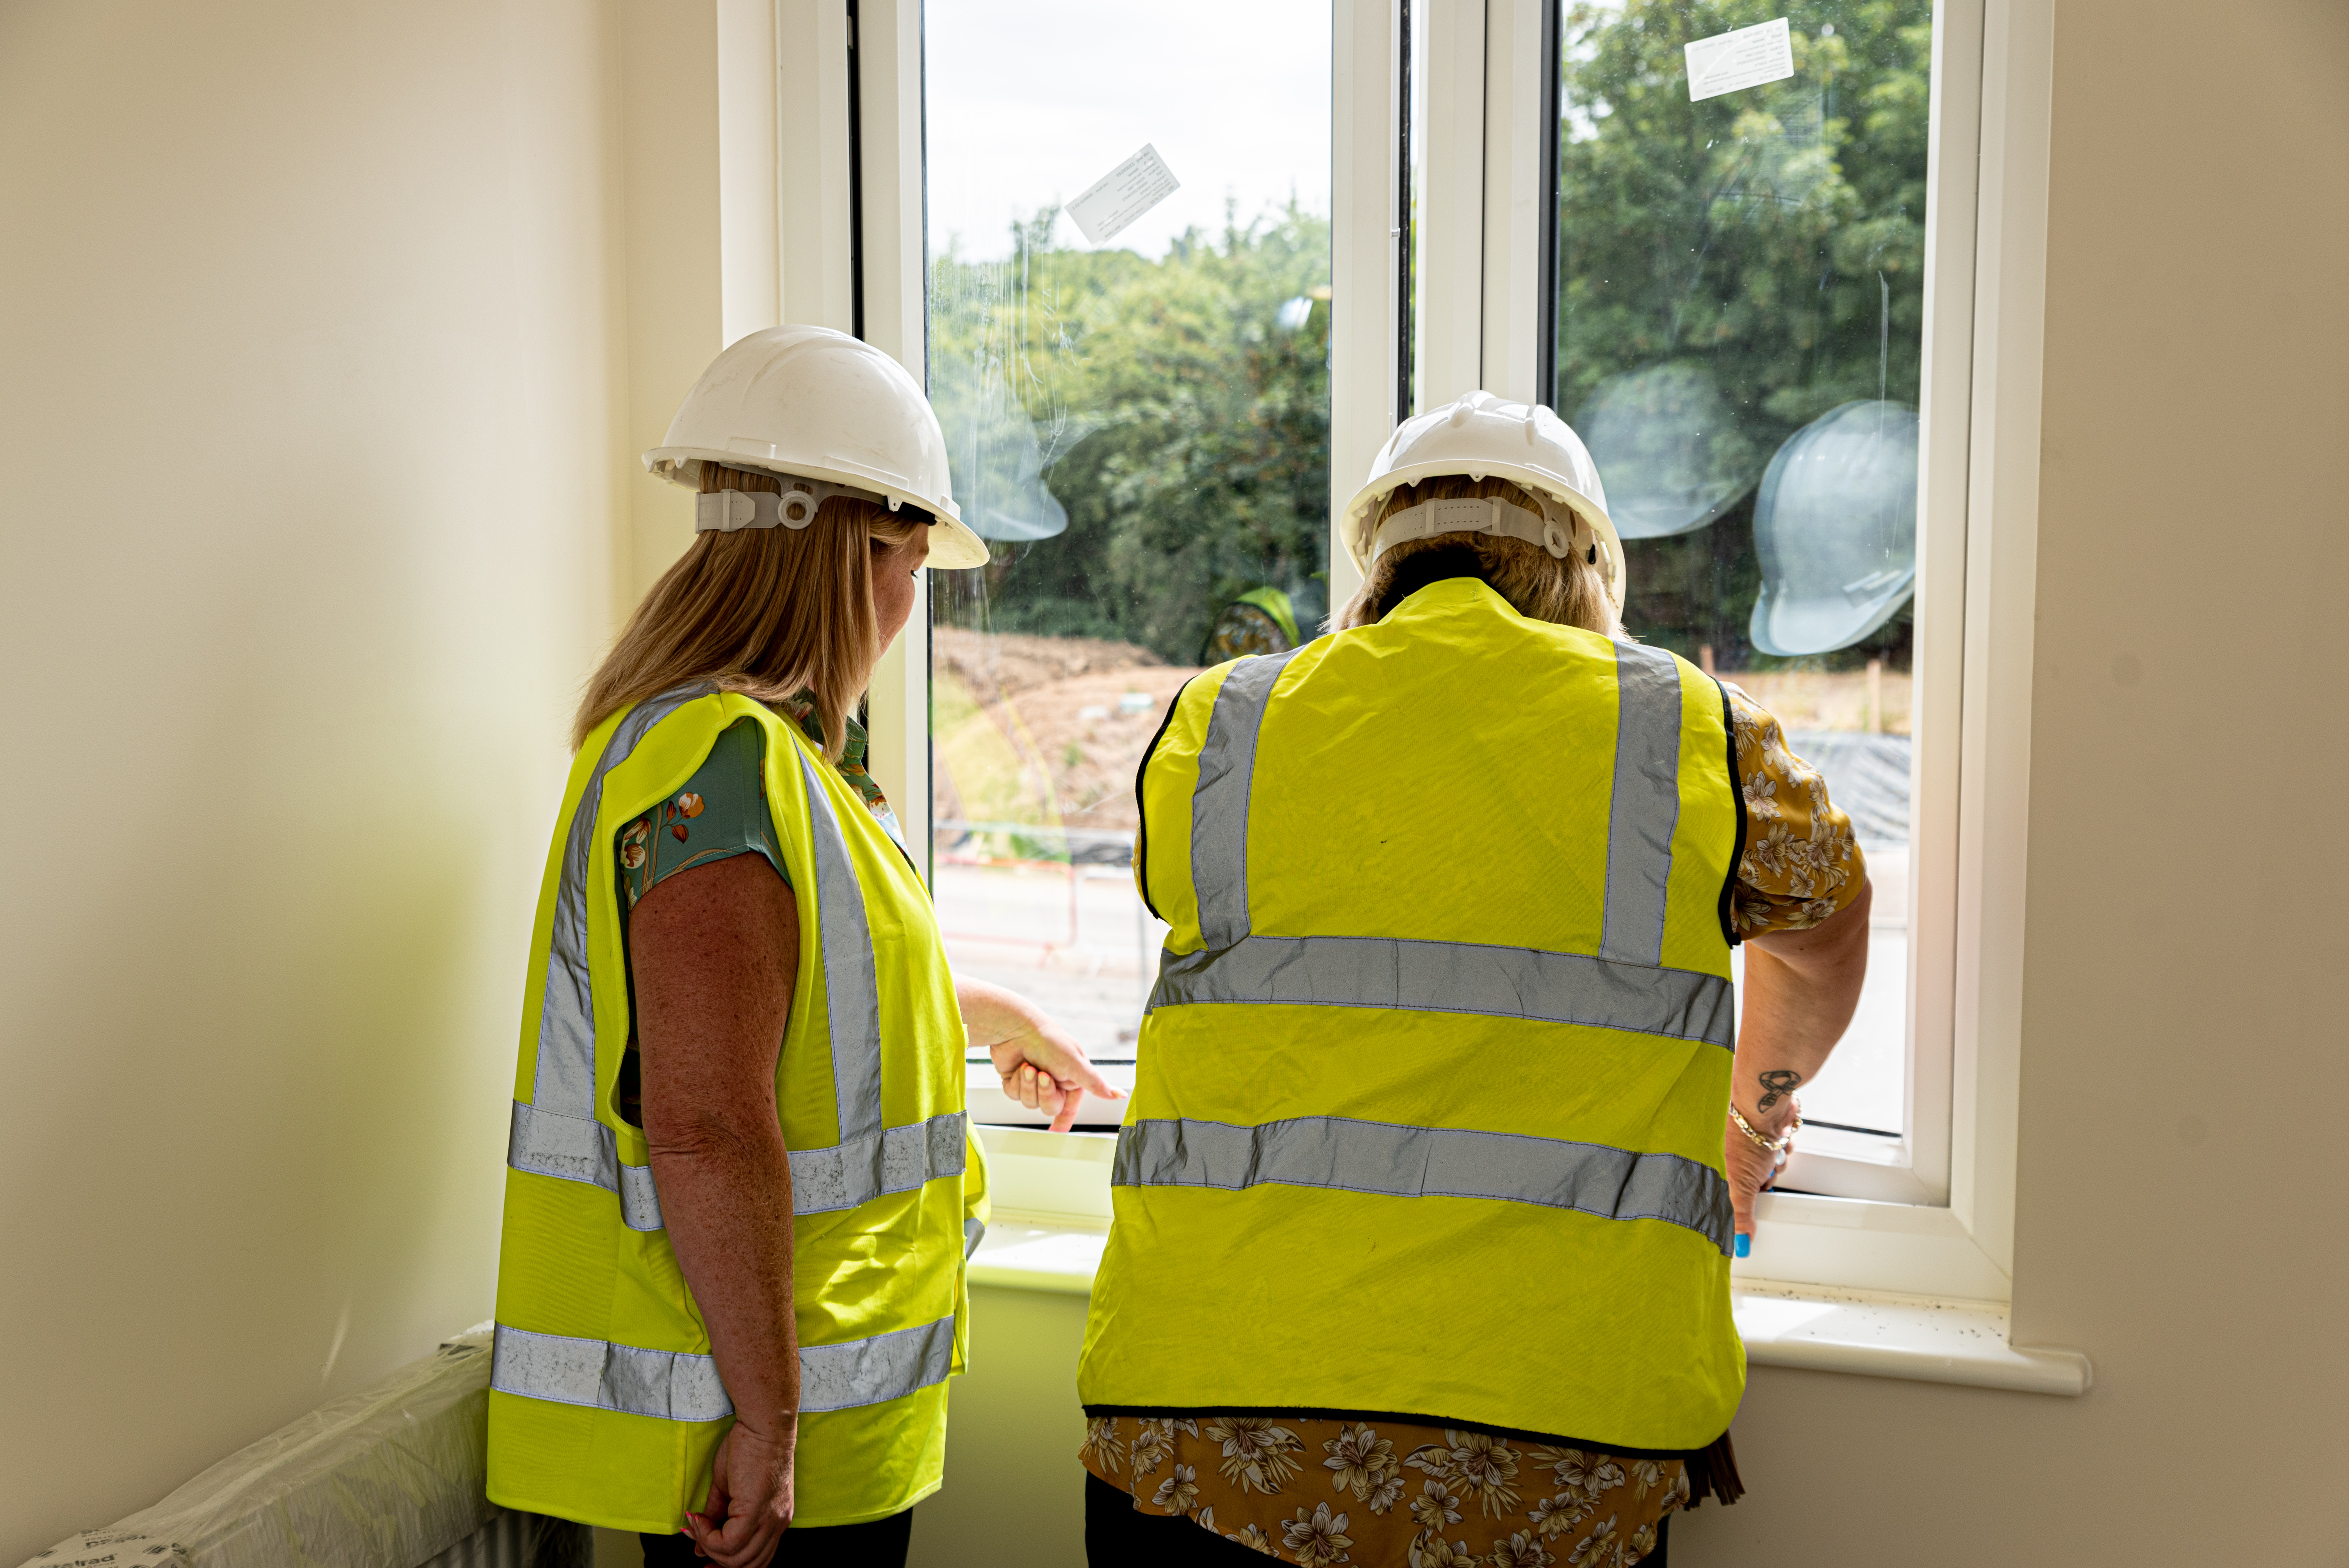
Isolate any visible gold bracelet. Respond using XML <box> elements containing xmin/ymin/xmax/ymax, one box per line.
<box><xmin>1729</xmin><ymin>1097</ymin><xmax>1802</xmax><ymax>1157</ymax></box>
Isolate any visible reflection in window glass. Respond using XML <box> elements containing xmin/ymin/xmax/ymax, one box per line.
<box><xmin>1551</xmin><ymin>2</ymin><xmax>1933</xmax><ymax>1135</ymax></box>
<box><xmin>924</xmin><ymin>0</ymin><xmax>1332</xmax><ymax>1084</ymax></box>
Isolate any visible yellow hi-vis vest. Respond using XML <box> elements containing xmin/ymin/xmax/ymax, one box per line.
<box><xmin>487</xmin><ymin>686</ymin><xmax>987</xmax><ymax>1532</ymax></box>
<box><xmin>1078</xmin><ymin>579</ymin><xmax>1746</xmax><ymax>1452</ymax></box>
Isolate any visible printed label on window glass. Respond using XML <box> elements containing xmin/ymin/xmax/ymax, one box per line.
<box><xmin>1684</xmin><ymin>16</ymin><xmax>1795</xmax><ymax>102</ymax></box>
<box><xmin>1064</xmin><ymin>144</ymin><xmax>1182</xmax><ymax>245</ymax></box>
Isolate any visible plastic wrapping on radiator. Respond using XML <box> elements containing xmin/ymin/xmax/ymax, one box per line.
<box><xmin>18</xmin><ymin>1327</ymin><xmax>582</xmax><ymax>1568</ymax></box>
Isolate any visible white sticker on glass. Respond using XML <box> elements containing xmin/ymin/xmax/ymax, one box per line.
<box><xmin>1064</xmin><ymin>144</ymin><xmax>1182</xmax><ymax>246</ymax></box>
<box><xmin>1684</xmin><ymin>16</ymin><xmax>1796</xmax><ymax>103</ymax></box>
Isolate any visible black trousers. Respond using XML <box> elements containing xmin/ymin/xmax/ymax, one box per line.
<box><xmin>640</xmin><ymin>1509</ymin><xmax>912</xmax><ymax>1568</ymax></box>
<box><xmin>1084</xmin><ymin>1474</ymin><xmax>1670</xmax><ymax>1566</ymax></box>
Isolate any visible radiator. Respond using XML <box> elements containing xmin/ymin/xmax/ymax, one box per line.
<box><xmin>20</xmin><ymin>1329</ymin><xmax>588</xmax><ymax>1568</ymax></box>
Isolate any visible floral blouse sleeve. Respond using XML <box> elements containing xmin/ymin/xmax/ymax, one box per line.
<box><xmin>1723</xmin><ymin>683</ymin><xmax>1868</xmax><ymax>940</ymax></box>
<box><xmin>615</xmin><ymin>718</ymin><xmax>788</xmax><ymax>913</ymax></box>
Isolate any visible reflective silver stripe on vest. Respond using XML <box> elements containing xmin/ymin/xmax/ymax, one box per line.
<box><xmin>1190</xmin><ymin>650</ymin><xmax>1302</xmax><ymax>949</ymax></box>
<box><xmin>790</xmin><ymin>1109</ymin><xmax>969</xmax><ymax>1214</ymax></box>
<box><xmin>1599</xmin><ymin>642</ymin><xmax>1684</xmax><ymax>968</ymax></box>
<box><xmin>529</xmin><ymin>682</ymin><xmax>720</xmax><ymax>1121</ymax></box>
<box><xmin>512</xmin><ymin>696</ymin><xmax>966</xmax><ymax>1226</ymax></box>
<box><xmin>515</xmin><ymin>1100</ymin><xmax>963</xmax><ymax>1223</ymax></box>
<box><xmin>964</xmin><ymin>1216</ymin><xmax>987</xmax><ymax>1258</ymax></box>
<box><xmin>491</xmin><ymin>1322</ymin><xmax>733</xmax><ymax>1421</ymax></box>
<box><xmin>799</xmin><ymin>1313</ymin><xmax>957</xmax><ymax>1413</ymax></box>
<box><xmin>784</xmin><ymin>748</ymin><xmax>966</xmax><ymax>1212</ymax></box>
<box><xmin>508</xmin><ymin>1101</ymin><xmax>666</xmax><ymax>1231</ymax></box>
<box><xmin>798</xmin><ymin>748</ymin><xmax>886</xmax><ymax>1149</ymax></box>
<box><xmin>1148</xmin><ymin>934</ymin><xmax>1732</xmax><ymax>1048</ymax></box>
<box><xmin>1167</xmin><ymin>642</ymin><xmax>1720</xmax><ymax>1040</ymax></box>
<box><xmin>1114</xmin><ymin>1115</ymin><xmax>1733</xmax><ymax>1254</ymax></box>
<box><xmin>492</xmin><ymin>1314</ymin><xmax>959</xmax><ymax>1421</ymax></box>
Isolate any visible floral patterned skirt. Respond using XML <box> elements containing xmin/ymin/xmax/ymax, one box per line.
<box><xmin>1080</xmin><ymin>1414</ymin><xmax>1690</xmax><ymax>1566</ymax></box>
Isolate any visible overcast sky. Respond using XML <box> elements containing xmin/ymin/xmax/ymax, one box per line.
<box><xmin>923</xmin><ymin>0</ymin><xmax>1333</xmax><ymax>262</ymax></box>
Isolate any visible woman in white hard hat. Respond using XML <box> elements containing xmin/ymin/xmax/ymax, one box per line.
<box><xmin>483</xmin><ymin>326</ymin><xmax>1114</xmax><ymax>1568</ymax></box>
<box><xmin>1076</xmin><ymin>391</ymin><xmax>1871</xmax><ymax>1566</ymax></box>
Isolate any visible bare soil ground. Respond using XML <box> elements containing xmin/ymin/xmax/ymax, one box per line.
<box><xmin>929</xmin><ymin>630</ymin><xmax>1911</xmax><ymax>843</ymax></box>
<box><xmin>932</xmin><ymin>628</ymin><xmax>1200</xmax><ymax>836</ymax></box>
<box><xmin>1717</xmin><ymin>667</ymin><xmax>1912</xmax><ymax>735</ymax></box>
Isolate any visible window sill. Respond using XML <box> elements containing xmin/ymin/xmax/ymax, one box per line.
<box><xmin>969</xmin><ymin>1127</ymin><xmax>2088</xmax><ymax>1397</ymax></box>
<box><xmin>1742</xmin><ymin>1189</ymin><xmax>2013</xmax><ymax>1300</ymax></box>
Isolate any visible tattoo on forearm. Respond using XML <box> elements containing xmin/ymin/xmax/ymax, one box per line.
<box><xmin>1757</xmin><ymin>1070</ymin><xmax>1802</xmax><ymax>1110</ymax></box>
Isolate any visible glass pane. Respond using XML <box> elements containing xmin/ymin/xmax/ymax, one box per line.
<box><xmin>925</xmin><ymin>0</ymin><xmax>1333</xmax><ymax>1103</ymax></box>
<box><xmin>1551</xmin><ymin>3</ymin><xmax>1933</xmax><ymax>1136</ymax></box>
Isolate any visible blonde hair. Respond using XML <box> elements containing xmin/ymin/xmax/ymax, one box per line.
<box><xmin>1332</xmin><ymin>474</ymin><xmax>1623</xmax><ymax>637</ymax></box>
<box><xmin>573</xmin><ymin>463</ymin><xmax>925</xmax><ymax>757</ymax></box>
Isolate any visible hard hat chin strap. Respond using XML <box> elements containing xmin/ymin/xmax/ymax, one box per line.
<box><xmin>1369</xmin><ymin>495</ymin><xmax>1593</xmax><ymax>566</ymax></box>
<box><xmin>694</xmin><ymin>478</ymin><xmax>886</xmax><ymax>534</ymax></box>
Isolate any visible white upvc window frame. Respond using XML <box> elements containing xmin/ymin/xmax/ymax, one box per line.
<box><xmin>784</xmin><ymin>0</ymin><xmax>2065</xmax><ymax>1327</ymax></box>
<box><xmin>772</xmin><ymin>0</ymin><xmax>932</xmax><ymax>873</ymax></box>
<box><xmin>1424</xmin><ymin>0</ymin><xmax>2053</xmax><ymax>1307</ymax></box>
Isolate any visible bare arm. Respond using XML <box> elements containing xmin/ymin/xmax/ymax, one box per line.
<box><xmin>956</xmin><ymin>974</ymin><xmax>1120</xmax><ymax>1133</ymax></box>
<box><xmin>1727</xmin><ymin>878</ymin><xmax>1873</xmax><ymax>1240</ymax></box>
<box><xmin>634</xmin><ymin>853</ymin><xmax>800</xmax><ymax>1568</ymax></box>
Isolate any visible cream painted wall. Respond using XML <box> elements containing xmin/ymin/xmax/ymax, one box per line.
<box><xmin>0</xmin><ymin>1</ymin><xmax>792</xmax><ymax>1557</ymax></box>
<box><xmin>617</xmin><ymin>0</ymin><xmax>724</xmax><ymax>603</ymax></box>
<box><xmin>0</xmin><ymin>4</ymin><xmax>630</xmax><ymax>1560</ymax></box>
<box><xmin>907</xmin><ymin>1290</ymin><xmax>1091</xmax><ymax>1567</ymax></box>
<box><xmin>614</xmin><ymin>0</ymin><xmax>783</xmax><ymax>607</ymax></box>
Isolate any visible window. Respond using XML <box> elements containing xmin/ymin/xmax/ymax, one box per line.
<box><xmin>842</xmin><ymin>0</ymin><xmax>2043</xmax><ymax>1303</ymax></box>
<box><xmin>1539</xmin><ymin>0</ymin><xmax>1953</xmax><ymax>1205</ymax></box>
<box><xmin>921</xmin><ymin>0</ymin><xmax>1335</xmax><ymax>1115</ymax></box>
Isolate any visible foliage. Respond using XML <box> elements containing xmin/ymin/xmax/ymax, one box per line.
<box><xmin>923</xmin><ymin>1</ymin><xmax>1936</xmax><ymax>674</ymax></box>
<box><xmin>1556</xmin><ymin>0</ymin><xmax>1931</xmax><ymax>434</ymax></box>
<box><xmin>927</xmin><ymin>204</ymin><xmax>1332</xmax><ymax>663</ymax></box>
<box><xmin>1554</xmin><ymin>0</ymin><xmax>1932</xmax><ymax>669</ymax></box>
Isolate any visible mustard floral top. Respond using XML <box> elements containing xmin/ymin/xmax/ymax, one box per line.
<box><xmin>1084</xmin><ymin>1417</ymin><xmax>1694</xmax><ymax>1568</ymax></box>
<box><xmin>1082</xmin><ymin>687</ymin><xmax>1864</xmax><ymax>1566</ymax></box>
<box><xmin>1721</xmin><ymin>684</ymin><xmax>1868</xmax><ymax>938</ymax></box>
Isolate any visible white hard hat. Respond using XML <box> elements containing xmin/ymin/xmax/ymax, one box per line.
<box><xmin>1749</xmin><ymin>399</ymin><xmax>1918</xmax><ymax>656</ymax></box>
<box><xmin>1341</xmin><ymin>390</ymin><xmax>1626</xmax><ymax>608</ymax></box>
<box><xmin>643</xmin><ymin>324</ymin><xmax>990</xmax><ymax>570</ymax></box>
